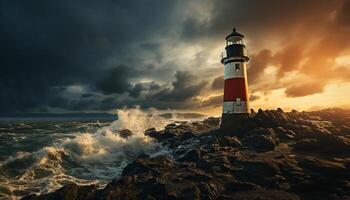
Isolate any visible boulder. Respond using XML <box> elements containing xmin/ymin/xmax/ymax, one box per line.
<box><xmin>145</xmin><ymin>128</ymin><xmax>176</xmax><ymax>142</ymax></box>
<box><xmin>299</xmin><ymin>156</ymin><xmax>349</xmax><ymax>178</ymax></box>
<box><xmin>218</xmin><ymin>136</ymin><xmax>242</xmax><ymax>147</ymax></box>
<box><xmin>203</xmin><ymin>117</ymin><xmax>220</xmax><ymax>128</ymax></box>
<box><xmin>275</xmin><ymin>127</ymin><xmax>295</xmax><ymax>141</ymax></box>
<box><xmin>243</xmin><ymin>128</ymin><xmax>278</xmax><ymax>152</ymax></box>
<box><xmin>178</xmin><ymin>149</ymin><xmax>201</xmax><ymax>163</ymax></box>
<box><xmin>292</xmin><ymin>133</ymin><xmax>350</xmax><ymax>154</ymax></box>
<box><xmin>122</xmin><ymin>161</ymin><xmax>160</xmax><ymax>176</ymax></box>
<box><xmin>226</xmin><ymin>181</ymin><xmax>261</xmax><ymax>192</ymax></box>
<box><xmin>118</xmin><ymin>129</ymin><xmax>133</xmax><ymax>139</ymax></box>
<box><xmin>292</xmin><ymin>139</ymin><xmax>319</xmax><ymax>152</ymax></box>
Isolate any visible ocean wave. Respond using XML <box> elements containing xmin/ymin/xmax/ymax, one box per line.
<box><xmin>0</xmin><ymin>108</ymin><xmax>178</xmax><ymax>199</ymax></box>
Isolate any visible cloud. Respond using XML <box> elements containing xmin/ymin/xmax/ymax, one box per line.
<box><xmin>211</xmin><ymin>76</ymin><xmax>224</xmax><ymax>90</ymax></box>
<box><xmin>1</xmin><ymin>0</ymin><xmax>350</xmax><ymax>113</ymax></box>
<box><xmin>247</xmin><ymin>49</ymin><xmax>273</xmax><ymax>84</ymax></box>
<box><xmin>274</xmin><ymin>45</ymin><xmax>304</xmax><ymax>76</ymax></box>
<box><xmin>200</xmin><ymin>95</ymin><xmax>223</xmax><ymax>108</ymax></box>
<box><xmin>151</xmin><ymin>71</ymin><xmax>208</xmax><ymax>101</ymax></box>
<box><xmin>96</xmin><ymin>66</ymin><xmax>136</xmax><ymax>95</ymax></box>
<box><xmin>249</xmin><ymin>94</ymin><xmax>260</xmax><ymax>102</ymax></box>
<box><xmin>285</xmin><ymin>82</ymin><xmax>325</xmax><ymax>97</ymax></box>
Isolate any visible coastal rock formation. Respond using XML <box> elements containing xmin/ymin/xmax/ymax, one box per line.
<box><xmin>23</xmin><ymin>109</ymin><xmax>350</xmax><ymax>200</ymax></box>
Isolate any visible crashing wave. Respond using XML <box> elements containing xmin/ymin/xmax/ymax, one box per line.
<box><xmin>0</xmin><ymin>108</ymin><xmax>186</xmax><ymax>199</ymax></box>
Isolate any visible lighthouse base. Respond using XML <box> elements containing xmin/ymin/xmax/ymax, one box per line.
<box><xmin>220</xmin><ymin>113</ymin><xmax>250</xmax><ymax>134</ymax></box>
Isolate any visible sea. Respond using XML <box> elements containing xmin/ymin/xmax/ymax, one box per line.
<box><xmin>0</xmin><ymin>109</ymin><xmax>177</xmax><ymax>200</ymax></box>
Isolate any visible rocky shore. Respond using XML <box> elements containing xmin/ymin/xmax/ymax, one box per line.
<box><xmin>23</xmin><ymin>108</ymin><xmax>350</xmax><ymax>200</ymax></box>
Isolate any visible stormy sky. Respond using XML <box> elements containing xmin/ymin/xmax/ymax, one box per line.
<box><xmin>1</xmin><ymin>0</ymin><xmax>350</xmax><ymax>115</ymax></box>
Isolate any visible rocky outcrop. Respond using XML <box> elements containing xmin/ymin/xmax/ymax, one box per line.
<box><xmin>117</xmin><ymin>129</ymin><xmax>133</xmax><ymax>138</ymax></box>
<box><xmin>23</xmin><ymin>109</ymin><xmax>350</xmax><ymax>200</ymax></box>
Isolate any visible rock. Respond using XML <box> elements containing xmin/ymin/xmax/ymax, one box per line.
<box><xmin>203</xmin><ymin>117</ymin><xmax>220</xmax><ymax>128</ymax></box>
<box><xmin>254</xmin><ymin>109</ymin><xmax>290</xmax><ymax>127</ymax></box>
<box><xmin>299</xmin><ymin>156</ymin><xmax>349</xmax><ymax>178</ymax></box>
<box><xmin>49</xmin><ymin>184</ymin><xmax>78</xmax><ymax>200</ymax></box>
<box><xmin>242</xmin><ymin>160</ymin><xmax>281</xmax><ymax>177</ymax></box>
<box><xmin>145</xmin><ymin>128</ymin><xmax>176</xmax><ymax>142</ymax></box>
<box><xmin>145</xmin><ymin>128</ymin><xmax>160</xmax><ymax>139</ymax></box>
<box><xmin>222</xmin><ymin>190</ymin><xmax>301</xmax><ymax>200</ymax></box>
<box><xmin>165</xmin><ymin>123</ymin><xmax>177</xmax><ymax>130</ymax></box>
<box><xmin>179</xmin><ymin>131</ymin><xmax>197</xmax><ymax>141</ymax></box>
<box><xmin>243</xmin><ymin>128</ymin><xmax>278</xmax><ymax>152</ymax></box>
<box><xmin>275</xmin><ymin>127</ymin><xmax>295</xmax><ymax>141</ymax></box>
<box><xmin>292</xmin><ymin>139</ymin><xmax>318</xmax><ymax>151</ymax></box>
<box><xmin>292</xmin><ymin>133</ymin><xmax>350</xmax><ymax>154</ymax></box>
<box><xmin>136</xmin><ymin>178</ymin><xmax>166</xmax><ymax>199</ymax></box>
<box><xmin>122</xmin><ymin>161</ymin><xmax>160</xmax><ymax>176</ymax></box>
<box><xmin>178</xmin><ymin>149</ymin><xmax>201</xmax><ymax>163</ymax></box>
<box><xmin>197</xmin><ymin>182</ymin><xmax>222</xmax><ymax>199</ymax></box>
<box><xmin>218</xmin><ymin>136</ymin><xmax>242</xmax><ymax>147</ymax></box>
<box><xmin>21</xmin><ymin>184</ymin><xmax>97</xmax><ymax>200</ymax></box>
<box><xmin>179</xmin><ymin>186</ymin><xmax>201</xmax><ymax>199</ymax></box>
<box><xmin>277</xmin><ymin>108</ymin><xmax>284</xmax><ymax>113</ymax></box>
<box><xmin>226</xmin><ymin>181</ymin><xmax>261</xmax><ymax>192</ymax></box>
<box><xmin>118</xmin><ymin>129</ymin><xmax>133</xmax><ymax>138</ymax></box>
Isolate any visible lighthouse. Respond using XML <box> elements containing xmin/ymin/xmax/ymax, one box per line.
<box><xmin>220</xmin><ymin>28</ymin><xmax>250</xmax><ymax>132</ymax></box>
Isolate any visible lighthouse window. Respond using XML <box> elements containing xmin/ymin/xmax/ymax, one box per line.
<box><xmin>235</xmin><ymin>63</ymin><xmax>240</xmax><ymax>71</ymax></box>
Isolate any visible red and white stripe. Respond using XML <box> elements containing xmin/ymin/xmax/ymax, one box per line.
<box><xmin>222</xmin><ymin>61</ymin><xmax>249</xmax><ymax>114</ymax></box>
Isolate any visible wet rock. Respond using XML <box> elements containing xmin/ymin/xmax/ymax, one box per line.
<box><xmin>145</xmin><ymin>128</ymin><xmax>176</xmax><ymax>142</ymax></box>
<box><xmin>178</xmin><ymin>149</ymin><xmax>201</xmax><ymax>163</ymax></box>
<box><xmin>179</xmin><ymin>131</ymin><xmax>197</xmax><ymax>141</ymax></box>
<box><xmin>218</xmin><ymin>136</ymin><xmax>242</xmax><ymax>147</ymax></box>
<box><xmin>122</xmin><ymin>161</ymin><xmax>160</xmax><ymax>176</ymax></box>
<box><xmin>118</xmin><ymin>129</ymin><xmax>133</xmax><ymax>138</ymax></box>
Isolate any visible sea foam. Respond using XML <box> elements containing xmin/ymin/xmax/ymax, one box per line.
<box><xmin>0</xmin><ymin>108</ymin><xmax>176</xmax><ymax>199</ymax></box>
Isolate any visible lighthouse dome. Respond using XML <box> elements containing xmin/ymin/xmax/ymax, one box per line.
<box><xmin>226</xmin><ymin>28</ymin><xmax>244</xmax><ymax>40</ymax></box>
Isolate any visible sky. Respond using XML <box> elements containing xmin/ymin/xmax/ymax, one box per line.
<box><xmin>1</xmin><ymin>0</ymin><xmax>350</xmax><ymax>116</ymax></box>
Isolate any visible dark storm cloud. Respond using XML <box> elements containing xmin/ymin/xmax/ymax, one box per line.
<box><xmin>96</xmin><ymin>66</ymin><xmax>136</xmax><ymax>95</ymax></box>
<box><xmin>0</xmin><ymin>0</ymin><xmax>177</xmax><ymax>113</ymax></box>
<box><xmin>181</xmin><ymin>0</ymin><xmax>342</xmax><ymax>41</ymax></box>
<box><xmin>129</xmin><ymin>83</ymin><xmax>144</xmax><ymax>98</ymax></box>
<box><xmin>151</xmin><ymin>71</ymin><xmax>208</xmax><ymax>101</ymax></box>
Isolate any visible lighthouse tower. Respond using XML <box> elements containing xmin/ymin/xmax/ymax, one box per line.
<box><xmin>220</xmin><ymin>28</ymin><xmax>250</xmax><ymax>131</ymax></box>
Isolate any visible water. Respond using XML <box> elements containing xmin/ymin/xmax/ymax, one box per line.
<box><xmin>0</xmin><ymin>108</ymin><xmax>177</xmax><ymax>199</ymax></box>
